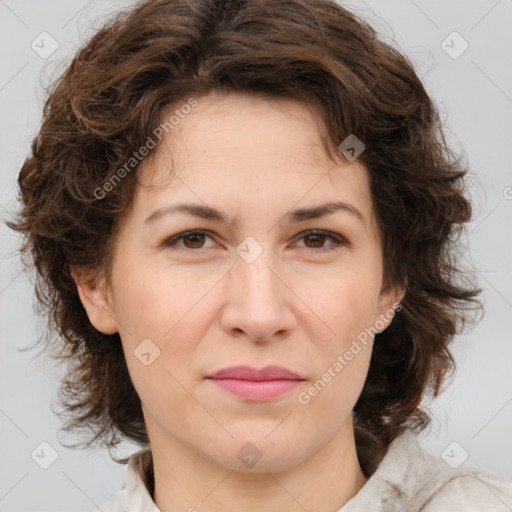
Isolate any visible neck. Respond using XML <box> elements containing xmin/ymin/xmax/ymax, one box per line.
<box><xmin>148</xmin><ymin>418</ymin><xmax>368</xmax><ymax>512</ymax></box>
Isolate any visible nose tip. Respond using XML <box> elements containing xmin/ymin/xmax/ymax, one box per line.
<box><xmin>219</xmin><ymin>248</ymin><xmax>296</xmax><ymax>343</ymax></box>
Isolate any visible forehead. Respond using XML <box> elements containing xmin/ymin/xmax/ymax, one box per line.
<box><xmin>143</xmin><ymin>92</ymin><xmax>332</xmax><ymax>174</ymax></box>
<box><xmin>134</xmin><ymin>91</ymin><xmax>375</xmax><ymax>229</ymax></box>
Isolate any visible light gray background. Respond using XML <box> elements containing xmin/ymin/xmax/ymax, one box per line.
<box><xmin>1</xmin><ymin>1</ymin><xmax>511</xmax><ymax>511</ymax></box>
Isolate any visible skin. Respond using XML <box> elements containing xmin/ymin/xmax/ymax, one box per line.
<box><xmin>74</xmin><ymin>90</ymin><xmax>404</xmax><ymax>512</ymax></box>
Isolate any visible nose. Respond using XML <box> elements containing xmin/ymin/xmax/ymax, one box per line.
<box><xmin>219</xmin><ymin>246</ymin><xmax>297</xmax><ymax>343</ymax></box>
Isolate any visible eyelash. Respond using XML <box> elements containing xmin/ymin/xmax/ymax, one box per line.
<box><xmin>162</xmin><ymin>229</ymin><xmax>347</xmax><ymax>253</ymax></box>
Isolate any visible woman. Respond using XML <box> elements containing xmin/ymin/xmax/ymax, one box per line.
<box><xmin>7</xmin><ymin>0</ymin><xmax>512</xmax><ymax>510</ymax></box>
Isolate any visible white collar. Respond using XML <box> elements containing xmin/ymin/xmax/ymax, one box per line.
<box><xmin>111</xmin><ymin>430</ymin><xmax>511</xmax><ymax>511</ymax></box>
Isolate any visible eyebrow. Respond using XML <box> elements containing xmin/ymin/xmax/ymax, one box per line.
<box><xmin>144</xmin><ymin>201</ymin><xmax>365</xmax><ymax>226</ymax></box>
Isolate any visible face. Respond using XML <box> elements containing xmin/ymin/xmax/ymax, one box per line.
<box><xmin>76</xmin><ymin>91</ymin><xmax>402</xmax><ymax>473</ymax></box>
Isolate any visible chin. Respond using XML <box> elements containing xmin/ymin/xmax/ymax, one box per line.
<box><xmin>222</xmin><ymin>451</ymin><xmax>303</xmax><ymax>474</ymax></box>
<box><xmin>206</xmin><ymin>432</ymin><xmax>308</xmax><ymax>474</ymax></box>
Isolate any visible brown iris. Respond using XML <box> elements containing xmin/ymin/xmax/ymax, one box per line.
<box><xmin>182</xmin><ymin>233</ymin><xmax>206</xmax><ymax>248</ymax></box>
<box><xmin>303</xmin><ymin>233</ymin><xmax>326</xmax><ymax>248</ymax></box>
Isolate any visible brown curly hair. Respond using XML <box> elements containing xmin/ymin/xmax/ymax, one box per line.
<box><xmin>6</xmin><ymin>0</ymin><xmax>483</xmax><ymax>474</ymax></box>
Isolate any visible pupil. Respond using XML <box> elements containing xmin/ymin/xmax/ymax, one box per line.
<box><xmin>307</xmin><ymin>234</ymin><xmax>324</xmax><ymax>248</ymax></box>
<box><xmin>185</xmin><ymin>233</ymin><xmax>204</xmax><ymax>248</ymax></box>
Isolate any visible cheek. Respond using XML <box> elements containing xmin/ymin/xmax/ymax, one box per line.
<box><xmin>294</xmin><ymin>341</ymin><xmax>372</xmax><ymax>455</ymax></box>
<box><xmin>299</xmin><ymin>333</ymin><xmax>373</xmax><ymax>419</ymax></box>
<box><xmin>296</xmin><ymin>270</ymin><xmax>378</xmax><ymax>407</ymax></box>
<box><xmin>114</xmin><ymin>265</ymin><xmax>216</xmax><ymax>383</ymax></box>
<box><xmin>305</xmin><ymin>271</ymin><xmax>380</xmax><ymax>344</ymax></box>
<box><xmin>127</xmin><ymin>361</ymin><xmax>204</xmax><ymax>443</ymax></box>
<box><xmin>111</xmin><ymin>258</ymin><xmax>203</xmax><ymax>342</ymax></box>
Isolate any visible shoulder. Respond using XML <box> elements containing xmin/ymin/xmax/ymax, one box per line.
<box><xmin>95</xmin><ymin>488</ymin><xmax>127</xmax><ymax>512</ymax></box>
<box><xmin>396</xmin><ymin>432</ymin><xmax>512</xmax><ymax>511</ymax></box>
<box><xmin>342</xmin><ymin>430</ymin><xmax>512</xmax><ymax>511</ymax></box>
<box><xmin>417</xmin><ymin>468</ymin><xmax>512</xmax><ymax>511</ymax></box>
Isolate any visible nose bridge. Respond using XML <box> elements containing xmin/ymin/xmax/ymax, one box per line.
<box><xmin>223</xmin><ymin>238</ymin><xmax>293</xmax><ymax>341</ymax></box>
<box><xmin>236</xmin><ymin>239</ymin><xmax>280</xmax><ymax>308</ymax></box>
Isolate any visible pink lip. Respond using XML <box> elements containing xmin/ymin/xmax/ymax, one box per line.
<box><xmin>206</xmin><ymin>365</ymin><xmax>305</xmax><ymax>401</ymax></box>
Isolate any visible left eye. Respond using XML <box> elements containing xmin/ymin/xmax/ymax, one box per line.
<box><xmin>294</xmin><ymin>230</ymin><xmax>346</xmax><ymax>251</ymax></box>
<box><xmin>162</xmin><ymin>230</ymin><xmax>346</xmax><ymax>251</ymax></box>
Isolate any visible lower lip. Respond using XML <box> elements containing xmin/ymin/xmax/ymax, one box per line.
<box><xmin>207</xmin><ymin>378</ymin><xmax>302</xmax><ymax>401</ymax></box>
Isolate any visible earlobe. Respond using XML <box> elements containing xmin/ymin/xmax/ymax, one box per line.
<box><xmin>70</xmin><ymin>265</ymin><xmax>118</xmax><ymax>335</ymax></box>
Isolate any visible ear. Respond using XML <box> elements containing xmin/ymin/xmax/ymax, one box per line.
<box><xmin>375</xmin><ymin>280</ymin><xmax>406</xmax><ymax>333</ymax></box>
<box><xmin>70</xmin><ymin>265</ymin><xmax>118</xmax><ymax>335</ymax></box>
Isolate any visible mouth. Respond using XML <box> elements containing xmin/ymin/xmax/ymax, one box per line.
<box><xmin>205</xmin><ymin>365</ymin><xmax>305</xmax><ymax>401</ymax></box>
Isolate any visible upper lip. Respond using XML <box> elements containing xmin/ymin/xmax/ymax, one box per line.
<box><xmin>207</xmin><ymin>365</ymin><xmax>304</xmax><ymax>381</ymax></box>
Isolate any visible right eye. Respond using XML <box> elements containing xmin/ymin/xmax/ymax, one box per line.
<box><xmin>162</xmin><ymin>230</ymin><xmax>216</xmax><ymax>250</ymax></box>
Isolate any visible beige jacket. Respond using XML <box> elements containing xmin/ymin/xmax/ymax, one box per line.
<box><xmin>98</xmin><ymin>430</ymin><xmax>512</xmax><ymax>511</ymax></box>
